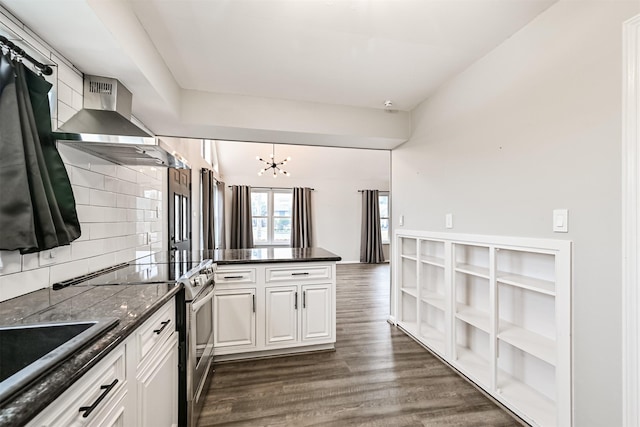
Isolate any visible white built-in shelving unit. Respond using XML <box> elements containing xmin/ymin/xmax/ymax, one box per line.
<box><xmin>394</xmin><ymin>231</ymin><xmax>571</xmax><ymax>427</ymax></box>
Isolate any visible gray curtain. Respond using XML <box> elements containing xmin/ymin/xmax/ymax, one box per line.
<box><xmin>215</xmin><ymin>180</ymin><xmax>226</xmax><ymax>249</ymax></box>
<box><xmin>360</xmin><ymin>190</ymin><xmax>385</xmax><ymax>263</ymax></box>
<box><xmin>201</xmin><ymin>169</ymin><xmax>215</xmax><ymax>251</ymax></box>
<box><xmin>291</xmin><ymin>187</ymin><xmax>313</xmax><ymax>248</ymax></box>
<box><xmin>230</xmin><ymin>185</ymin><xmax>253</xmax><ymax>249</ymax></box>
<box><xmin>0</xmin><ymin>55</ymin><xmax>80</xmax><ymax>253</ymax></box>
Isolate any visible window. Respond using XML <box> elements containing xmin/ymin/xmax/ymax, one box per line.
<box><xmin>379</xmin><ymin>192</ymin><xmax>389</xmax><ymax>244</ymax></box>
<box><xmin>251</xmin><ymin>189</ymin><xmax>292</xmax><ymax>245</ymax></box>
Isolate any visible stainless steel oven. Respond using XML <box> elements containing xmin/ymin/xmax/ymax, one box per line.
<box><xmin>178</xmin><ymin>260</ymin><xmax>216</xmax><ymax>427</ymax></box>
<box><xmin>186</xmin><ymin>278</ymin><xmax>214</xmax><ymax>426</ymax></box>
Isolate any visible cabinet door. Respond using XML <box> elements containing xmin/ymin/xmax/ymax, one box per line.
<box><xmin>265</xmin><ymin>286</ymin><xmax>298</xmax><ymax>346</ymax></box>
<box><xmin>301</xmin><ymin>284</ymin><xmax>332</xmax><ymax>342</ymax></box>
<box><xmin>136</xmin><ymin>332</ymin><xmax>179</xmax><ymax>427</ymax></box>
<box><xmin>213</xmin><ymin>288</ymin><xmax>256</xmax><ymax>348</ymax></box>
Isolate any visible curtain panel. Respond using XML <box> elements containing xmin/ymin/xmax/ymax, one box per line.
<box><xmin>201</xmin><ymin>169</ymin><xmax>215</xmax><ymax>251</ymax></box>
<box><xmin>230</xmin><ymin>185</ymin><xmax>254</xmax><ymax>249</ymax></box>
<box><xmin>215</xmin><ymin>180</ymin><xmax>226</xmax><ymax>249</ymax></box>
<box><xmin>291</xmin><ymin>187</ymin><xmax>313</xmax><ymax>248</ymax></box>
<box><xmin>0</xmin><ymin>54</ymin><xmax>80</xmax><ymax>253</ymax></box>
<box><xmin>360</xmin><ymin>189</ymin><xmax>385</xmax><ymax>263</ymax></box>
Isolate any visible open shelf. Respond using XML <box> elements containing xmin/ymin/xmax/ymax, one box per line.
<box><xmin>498</xmin><ymin>322</ymin><xmax>556</xmax><ymax>366</ymax></box>
<box><xmin>401</xmin><ymin>287</ymin><xmax>418</xmax><ymax>299</ymax></box>
<box><xmin>455</xmin><ymin>263</ymin><xmax>490</xmax><ymax>278</ymax></box>
<box><xmin>455</xmin><ymin>347</ymin><xmax>491</xmax><ymax>387</ymax></box>
<box><xmin>456</xmin><ymin>304</ymin><xmax>490</xmax><ymax>333</ymax></box>
<box><xmin>497</xmin><ymin>370</ymin><xmax>557</xmax><ymax>427</ymax></box>
<box><xmin>419</xmin><ymin>322</ymin><xmax>446</xmax><ymax>356</ymax></box>
<box><xmin>497</xmin><ymin>272</ymin><xmax>555</xmax><ymax>296</ymax></box>
<box><xmin>421</xmin><ymin>255</ymin><xmax>445</xmax><ymax>268</ymax></box>
<box><xmin>421</xmin><ymin>291</ymin><xmax>445</xmax><ymax>311</ymax></box>
<box><xmin>400</xmin><ymin>254</ymin><xmax>418</xmax><ymax>262</ymax></box>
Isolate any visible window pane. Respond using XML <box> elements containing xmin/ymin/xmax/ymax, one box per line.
<box><xmin>182</xmin><ymin>195</ymin><xmax>188</xmax><ymax>240</ymax></box>
<box><xmin>252</xmin><ymin>218</ymin><xmax>268</xmax><ymax>243</ymax></box>
<box><xmin>174</xmin><ymin>194</ymin><xmax>181</xmax><ymax>242</ymax></box>
<box><xmin>251</xmin><ymin>192</ymin><xmax>268</xmax><ymax>216</ymax></box>
<box><xmin>379</xmin><ymin>195</ymin><xmax>389</xmax><ymax>218</ymax></box>
<box><xmin>273</xmin><ymin>192</ymin><xmax>292</xmax><ymax>217</ymax></box>
<box><xmin>380</xmin><ymin>218</ymin><xmax>389</xmax><ymax>243</ymax></box>
<box><xmin>273</xmin><ymin>218</ymin><xmax>291</xmax><ymax>243</ymax></box>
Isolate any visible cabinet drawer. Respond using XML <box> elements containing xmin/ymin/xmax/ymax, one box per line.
<box><xmin>136</xmin><ymin>299</ymin><xmax>176</xmax><ymax>364</ymax></box>
<box><xmin>27</xmin><ymin>346</ymin><xmax>127</xmax><ymax>427</ymax></box>
<box><xmin>214</xmin><ymin>268</ymin><xmax>256</xmax><ymax>284</ymax></box>
<box><xmin>266</xmin><ymin>265</ymin><xmax>331</xmax><ymax>283</ymax></box>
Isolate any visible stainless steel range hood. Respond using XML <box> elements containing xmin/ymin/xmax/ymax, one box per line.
<box><xmin>53</xmin><ymin>76</ymin><xmax>188</xmax><ymax>168</ymax></box>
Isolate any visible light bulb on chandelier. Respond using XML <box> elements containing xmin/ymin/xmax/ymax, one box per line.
<box><xmin>256</xmin><ymin>144</ymin><xmax>291</xmax><ymax>178</ymax></box>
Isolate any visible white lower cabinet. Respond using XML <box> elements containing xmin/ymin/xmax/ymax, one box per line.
<box><xmin>28</xmin><ymin>298</ymin><xmax>178</xmax><ymax>427</ymax></box>
<box><xmin>214</xmin><ymin>262</ymin><xmax>336</xmax><ymax>359</ymax></box>
<box><xmin>395</xmin><ymin>231</ymin><xmax>571</xmax><ymax>427</ymax></box>
<box><xmin>213</xmin><ymin>288</ymin><xmax>256</xmax><ymax>349</ymax></box>
<box><xmin>264</xmin><ymin>283</ymin><xmax>332</xmax><ymax>346</ymax></box>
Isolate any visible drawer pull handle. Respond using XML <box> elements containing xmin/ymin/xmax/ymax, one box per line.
<box><xmin>79</xmin><ymin>379</ymin><xmax>118</xmax><ymax>418</ymax></box>
<box><xmin>223</xmin><ymin>275</ymin><xmax>244</xmax><ymax>279</ymax></box>
<box><xmin>291</xmin><ymin>272</ymin><xmax>310</xmax><ymax>276</ymax></box>
<box><xmin>153</xmin><ymin>319</ymin><xmax>171</xmax><ymax>334</ymax></box>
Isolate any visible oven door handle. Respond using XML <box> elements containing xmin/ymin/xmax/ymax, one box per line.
<box><xmin>191</xmin><ymin>285</ymin><xmax>215</xmax><ymax>312</ymax></box>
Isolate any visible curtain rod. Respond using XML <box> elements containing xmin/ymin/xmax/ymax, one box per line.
<box><xmin>228</xmin><ymin>185</ymin><xmax>315</xmax><ymax>191</ymax></box>
<box><xmin>0</xmin><ymin>35</ymin><xmax>53</xmax><ymax>76</ymax></box>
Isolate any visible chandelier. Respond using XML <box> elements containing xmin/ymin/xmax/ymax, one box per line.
<box><xmin>257</xmin><ymin>144</ymin><xmax>291</xmax><ymax>178</ymax></box>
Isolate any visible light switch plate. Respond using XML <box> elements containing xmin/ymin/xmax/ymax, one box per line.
<box><xmin>445</xmin><ymin>213</ymin><xmax>453</xmax><ymax>229</ymax></box>
<box><xmin>553</xmin><ymin>209</ymin><xmax>568</xmax><ymax>233</ymax></box>
<box><xmin>399</xmin><ymin>215</ymin><xmax>404</xmax><ymax>226</ymax></box>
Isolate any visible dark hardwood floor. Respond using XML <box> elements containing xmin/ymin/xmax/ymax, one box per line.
<box><xmin>198</xmin><ymin>263</ymin><xmax>523</xmax><ymax>426</ymax></box>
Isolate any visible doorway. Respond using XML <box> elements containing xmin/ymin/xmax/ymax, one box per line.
<box><xmin>168</xmin><ymin>167</ymin><xmax>192</xmax><ymax>252</ymax></box>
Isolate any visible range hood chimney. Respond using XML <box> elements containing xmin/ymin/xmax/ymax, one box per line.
<box><xmin>53</xmin><ymin>75</ymin><xmax>188</xmax><ymax>168</ymax></box>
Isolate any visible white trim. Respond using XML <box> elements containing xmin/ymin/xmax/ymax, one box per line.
<box><xmin>623</xmin><ymin>14</ymin><xmax>640</xmax><ymax>427</ymax></box>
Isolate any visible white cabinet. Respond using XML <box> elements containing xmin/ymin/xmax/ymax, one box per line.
<box><xmin>213</xmin><ymin>288</ymin><xmax>256</xmax><ymax>349</ymax></box>
<box><xmin>265</xmin><ymin>286</ymin><xmax>298</xmax><ymax>345</ymax></box>
<box><xmin>214</xmin><ymin>262</ymin><xmax>336</xmax><ymax>360</ymax></box>
<box><xmin>134</xmin><ymin>298</ymin><xmax>178</xmax><ymax>427</ymax></box>
<box><xmin>27</xmin><ymin>343</ymin><xmax>130</xmax><ymax>427</ymax></box>
<box><xmin>394</xmin><ymin>231</ymin><xmax>571</xmax><ymax>427</ymax></box>
<box><xmin>264</xmin><ymin>283</ymin><xmax>332</xmax><ymax>346</ymax></box>
<box><xmin>135</xmin><ymin>333</ymin><xmax>179</xmax><ymax>427</ymax></box>
<box><xmin>28</xmin><ymin>298</ymin><xmax>178</xmax><ymax>427</ymax></box>
<box><xmin>301</xmin><ymin>284</ymin><xmax>332</xmax><ymax>342</ymax></box>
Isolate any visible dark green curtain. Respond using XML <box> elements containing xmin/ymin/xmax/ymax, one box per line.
<box><xmin>0</xmin><ymin>55</ymin><xmax>80</xmax><ymax>253</ymax></box>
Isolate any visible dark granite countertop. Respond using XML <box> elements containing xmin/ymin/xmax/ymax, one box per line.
<box><xmin>209</xmin><ymin>247</ymin><xmax>342</xmax><ymax>265</ymax></box>
<box><xmin>0</xmin><ymin>282</ymin><xmax>182</xmax><ymax>427</ymax></box>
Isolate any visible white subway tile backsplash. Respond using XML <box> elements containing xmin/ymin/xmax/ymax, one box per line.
<box><xmin>86</xmin><ymin>253</ymin><xmax>117</xmax><ymax>272</ymax></box>
<box><xmin>0</xmin><ymin>251</ymin><xmax>22</xmax><ymax>276</ymax></box>
<box><xmin>71</xmin><ymin>89</ymin><xmax>83</xmax><ymax>110</ymax></box>
<box><xmin>49</xmin><ymin>259</ymin><xmax>89</xmax><ymax>286</ymax></box>
<box><xmin>70</xmin><ymin>166</ymin><xmax>106</xmax><ymax>190</ymax></box>
<box><xmin>72</xmin><ymin>186</ymin><xmax>91</xmax><ymax>205</ymax></box>
<box><xmin>89</xmin><ymin>189</ymin><xmax>117</xmax><ymax>207</ymax></box>
<box><xmin>56</xmin><ymin>61</ymin><xmax>83</xmax><ymax>94</ymax></box>
<box><xmin>57</xmin><ymin>82</ymin><xmax>73</xmax><ymax>107</ymax></box>
<box><xmin>116</xmin><ymin>194</ymin><xmax>136</xmax><ymax>209</ymax></box>
<box><xmin>57</xmin><ymin>102</ymin><xmax>76</xmax><ymax>123</ymax></box>
<box><xmin>89</xmin><ymin>161</ymin><xmax>117</xmax><ymax>177</ymax></box>
<box><xmin>21</xmin><ymin>253</ymin><xmax>40</xmax><ymax>271</ymax></box>
<box><xmin>117</xmin><ymin>166</ymin><xmax>138</xmax><ymax>183</ymax></box>
<box><xmin>0</xmin><ymin>269</ymin><xmax>50</xmax><ymax>302</ymax></box>
<box><xmin>59</xmin><ymin>145</ymin><xmax>91</xmax><ymax>170</ymax></box>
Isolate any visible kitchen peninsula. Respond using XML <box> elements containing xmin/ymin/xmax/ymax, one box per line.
<box><xmin>210</xmin><ymin>247</ymin><xmax>341</xmax><ymax>361</ymax></box>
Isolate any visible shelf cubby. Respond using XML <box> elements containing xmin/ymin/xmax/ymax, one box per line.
<box><xmin>497</xmin><ymin>340</ymin><xmax>557</xmax><ymax>426</ymax></box>
<box><xmin>454</xmin><ymin>319</ymin><xmax>491</xmax><ymax>387</ymax></box>
<box><xmin>420</xmin><ymin>239</ymin><xmax>445</xmax><ymax>267</ymax></box>
<box><xmin>420</xmin><ymin>300</ymin><xmax>446</xmax><ymax>355</ymax></box>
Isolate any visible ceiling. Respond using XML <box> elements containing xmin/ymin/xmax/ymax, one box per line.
<box><xmin>0</xmin><ymin>0</ymin><xmax>556</xmax><ymax>149</ymax></box>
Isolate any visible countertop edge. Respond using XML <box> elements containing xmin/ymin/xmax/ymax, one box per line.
<box><xmin>0</xmin><ymin>284</ymin><xmax>182</xmax><ymax>427</ymax></box>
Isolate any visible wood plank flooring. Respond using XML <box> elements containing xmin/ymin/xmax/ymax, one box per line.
<box><xmin>198</xmin><ymin>264</ymin><xmax>523</xmax><ymax>427</ymax></box>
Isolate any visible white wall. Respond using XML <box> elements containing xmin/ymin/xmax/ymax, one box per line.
<box><xmin>392</xmin><ymin>1</ymin><xmax>640</xmax><ymax>425</ymax></box>
<box><xmin>216</xmin><ymin>141</ymin><xmax>390</xmax><ymax>262</ymax></box>
<box><xmin>0</xmin><ymin>9</ymin><xmax>166</xmax><ymax>301</ymax></box>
